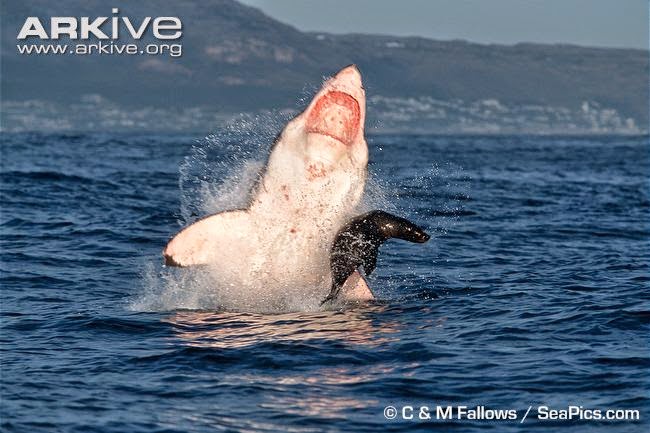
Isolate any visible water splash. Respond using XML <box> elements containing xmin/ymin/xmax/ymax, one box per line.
<box><xmin>132</xmin><ymin>116</ymin><xmax>465</xmax><ymax>313</ymax></box>
<box><xmin>177</xmin><ymin>113</ymin><xmax>282</xmax><ymax>223</ymax></box>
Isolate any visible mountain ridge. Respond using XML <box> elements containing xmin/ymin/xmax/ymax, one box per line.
<box><xmin>1</xmin><ymin>0</ymin><xmax>647</xmax><ymax>133</ymax></box>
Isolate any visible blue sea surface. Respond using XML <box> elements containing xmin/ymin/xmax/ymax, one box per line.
<box><xmin>1</xmin><ymin>132</ymin><xmax>649</xmax><ymax>432</ymax></box>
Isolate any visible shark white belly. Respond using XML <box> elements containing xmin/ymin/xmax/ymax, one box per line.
<box><xmin>163</xmin><ymin>65</ymin><xmax>371</xmax><ymax>303</ymax></box>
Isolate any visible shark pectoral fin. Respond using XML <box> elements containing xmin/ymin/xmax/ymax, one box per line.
<box><xmin>163</xmin><ymin>209</ymin><xmax>250</xmax><ymax>267</ymax></box>
<box><xmin>340</xmin><ymin>271</ymin><xmax>374</xmax><ymax>302</ymax></box>
<box><xmin>321</xmin><ymin>270</ymin><xmax>375</xmax><ymax>306</ymax></box>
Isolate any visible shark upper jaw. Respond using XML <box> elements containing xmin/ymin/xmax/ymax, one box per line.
<box><xmin>306</xmin><ymin>65</ymin><xmax>365</xmax><ymax>142</ymax></box>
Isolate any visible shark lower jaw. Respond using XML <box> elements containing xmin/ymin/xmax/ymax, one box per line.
<box><xmin>306</xmin><ymin>91</ymin><xmax>361</xmax><ymax>146</ymax></box>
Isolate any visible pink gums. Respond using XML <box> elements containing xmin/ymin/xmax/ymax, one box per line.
<box><xmin>306</xmin><ymin>91</ymin><xmax>360</xmax><ymax>146</ymax></box>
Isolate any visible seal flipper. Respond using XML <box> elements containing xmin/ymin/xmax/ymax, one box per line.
<box><xmin>322</xmin><ymin>210</ymin><xmax>429</xmax><ymax>305</ymax></box>
<box><xmin>323</xmin><ymin>249</ymin><xmax>358</xmax><ymax>304</ymax></box>
<box><xmin>361</xmin><ymin>246</ymin><xmax>378</xmax><ymax>276</ymax></box>
<box><xmin>163</xmin><ymin>209</ymin><xmax>251</xmax><ymax>267</ymax></box>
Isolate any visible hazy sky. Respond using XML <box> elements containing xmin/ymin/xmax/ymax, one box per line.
<box><xmin>238</xmin><ymin>0</ymin><xmax>648</xmax><ymax>49</ymax></box>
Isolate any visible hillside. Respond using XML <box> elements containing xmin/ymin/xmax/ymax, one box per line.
<box><xmin>1</xmin><ymin>0</ymin><xmax>647</xmax><ymax>133</ymax></box>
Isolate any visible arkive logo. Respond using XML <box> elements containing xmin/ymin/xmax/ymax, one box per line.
<box><xmin>17</xmin><ymin>8</ymin><xmax>182</xmax><ymax>40</ymax></box>
<box><xmin>16</xmin><ymin>8</ymin><xmax>183</xmax><ymax>57</ymax></box>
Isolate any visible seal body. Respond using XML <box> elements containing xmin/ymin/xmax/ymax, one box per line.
<box><xmin>323</xmin><ymin>211</ymin><xmax>430</xmax><ymax>304</ymax></box>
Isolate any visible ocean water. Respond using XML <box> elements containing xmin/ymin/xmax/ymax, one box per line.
<box><xmin>1</xmin><ymin>131</ymin><xmax>649</xmax><ymax>432</ymax></box>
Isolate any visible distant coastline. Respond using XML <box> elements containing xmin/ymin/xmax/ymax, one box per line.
<box><xmin>2</xmin><ymin>0</ymin><xmax>648</xmax><ymax>133</ymax></box>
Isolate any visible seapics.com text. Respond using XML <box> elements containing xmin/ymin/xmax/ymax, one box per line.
<box><xmin>382</xmin><ymin>404</ymin><xmax>641</xmax><ymax>423</ymax></box>
<box><xmin>15</xmin><ymin>8</ymin><xmax>182</xmax><ymax>57</ymax></box>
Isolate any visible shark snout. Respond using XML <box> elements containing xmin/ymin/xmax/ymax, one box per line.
<box><xmin>334</xmin><ymin>64</ymin><xmax>362</xmax><ymax>88</ymax></box>
<box><xmin>329</xmin><ymin>65</ymin><xmax>364</xmax><ymax>102</ymax></box>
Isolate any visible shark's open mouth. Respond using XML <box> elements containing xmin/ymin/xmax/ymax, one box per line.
<box><xmin>306</xmin><ymin>91</ymin><xmax>360</xmax><ymax>145</ymax></box>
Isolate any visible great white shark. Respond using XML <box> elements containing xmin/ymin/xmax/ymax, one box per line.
<box><xmin>163</xmin><ymin>65</ymin><xmax>428</xmax><ymax>305</ymax></box>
